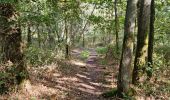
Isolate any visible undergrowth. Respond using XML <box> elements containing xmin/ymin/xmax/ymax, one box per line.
<box><xmin>80</xmin><ymin>50</ymin><xmax>90</xmax><ymax>60</ymax></box>
<box><xmin>25</xmin><ymin>46</ymin><xmax>57</xmax><ymax>66</ymax></box>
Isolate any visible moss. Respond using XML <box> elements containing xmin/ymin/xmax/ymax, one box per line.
<box><xmin>101</xmin><ymin>88</ymin><xmax>118</xmax><ymax>98</ymax></box>
<box><xmin>102</xmin><ymin>88</ymin><xmax>137</xmax><ymax>99</ymax></box>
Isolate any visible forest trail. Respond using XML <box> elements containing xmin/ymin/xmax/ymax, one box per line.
<box><xmin>67</xmin><ymin>48</ymin><xmax>118</xmax><ymax>100</ymax></box>
<box><xmin>1</xmin><ymin>48</ymin><xmax>118</xmax><ymax>100</ymax></box>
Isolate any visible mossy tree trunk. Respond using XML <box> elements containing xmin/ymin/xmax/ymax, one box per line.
<box><xmin>132</xmin><ymin>0</ymin><xmax>151</xmax><ymax>84</ymax></box>
<box><xmin>117</xmin><ymin>0</ymin><xmax>138</xmax><ymax>95</ymax></box>
<box><xmin>0</xmin><ymin>3</ymin><xmax>29</xmax><ymax>85</ymax></box>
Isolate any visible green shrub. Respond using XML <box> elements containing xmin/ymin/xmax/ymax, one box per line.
<box><xmin>0</xmin><ymin>65</ymin><xmax>16</xmax><ymax>94</ymax></box>
<box><xmin>80</xmin><ymin>50</ymin><xmax>90</xmax><ymax>60</ymax></box>
<box><xmin>25</xmin><ymin>46</ymin><xmax>56</xmax><ymax>66</ymax></box>
<box><xmin>96</xmin><ymin>47</ymin><xmax>108</xmax><ymax>54</ymax></box>
<box><xmin>100</xmin><ymin>59</ymin><xmax>107</xmax><ymax>65</ymax></box>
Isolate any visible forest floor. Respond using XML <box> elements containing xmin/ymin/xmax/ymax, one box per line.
<box><xmin>1</xmin><ymin>48</ymin><xmax>169</xmax><ymax>100</ymax></box>
<box><xmin>0</xmin><ymin>48</ymin><xmax>119</xmax><ymax>100</ymax></box>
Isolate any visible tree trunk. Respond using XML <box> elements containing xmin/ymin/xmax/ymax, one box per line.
<box><xmin>132</xmin><ymin>0</ymin><xmax>151</xmax><ymax>84</ymax></box>
<box><xmin>93</xmin><ymin>32</ymin><xmax>96</xmax><ymax>46</ymax></box>
<box><xmin>147</xmin><ymin>0</ymin><xmax>155</xmax><ymax>79</ymax></box>
<box><xmin>48</xmin><ymin>27</ymin><xmax>55</xmax><ymax>49</ymax></box>
<box><xmin>114</xmin><ymin>0</ymin><xmax>119</xmax><ymax>53</ymax></box>
<box><xmin>37</xmin><ymin>24</ymin><xmax>41</xmax><ymax>48</ymax></box>
<box><xmin>27</xmin><ymin>23</ymin><xmax>32</xmax><ymax>46</ymax></box>
<box><xmin>0</xmin><ymin>3</ymin><xmax>29</xmax><ymax>84</ymax></box>
<box><xmin>117</xmin><ymin>0</ymin><xmax>138</xmax><ymax>95</ymax></box>
<box><xmin>82</xmin><ymin>32</ymin><xmax>85</xmax><ymax>47</ymax></box>
<box><xmin>65</xmin><ymin>17</ymin><xmax>70</xmax><ymax>59</ymax></box>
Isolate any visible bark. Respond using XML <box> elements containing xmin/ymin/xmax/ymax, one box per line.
<box><xmin>93</xmin><ymin>32</ymin><xmax>96</xmax><ymax>46</ymax></box>
<box><xmin>48</xmin><ymin>27</ymin><xmax>55</xmax><ymax>48</ymax></box>
<box><xmin>27</xmin><ymin>23</ymin><xmax>32</xmax><ymax>46</ymax></box>
<box><xmin>147</xmin><ymin>0</ymin><xmax>155</xmax><ymax>79</ymax></box>
<box><xmin>0</xmin><ymin>3</ymin><xmax>29</xmax><ymax>84</ymax></box>
<box><xmin>37</xmin><ymin>24</ymin><xmax>41</xmax><ymax>48</ymax></box>
<box><xmin>82</xmin><ymin>32</ymin><xmax>85</xmax><ymax>47</ymax></box>
<box><xmin>117</xmin><ymin>0</ymin><xmax>138</xmax><ymax>95</ymax></box>
<box><xmin>132</xmin><ymin>0</ymin><xmax>151</xmax><ymax>84</ymax></box>
<box><xmin>114</xmin><ymin>0</ymin><xmax>119</xmax><ymax>53</ymax></box>
<box><xmin>65</xmin><ymin>16</ymin><xmax>70</xmax><ymax>59</ymax></box>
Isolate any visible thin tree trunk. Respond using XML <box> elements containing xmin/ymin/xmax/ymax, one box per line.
<box><xmin>65</xmin><ymin>16</ymin><xmax>70</xmax><ymax>59</ymax></box>
<box><xmin>117</xmin><ymin>0</ymin><xmax>138</xmax><ymax>95</ymax></box>
<box><xmin>147</xmin><ymin>0</ymin><xmax>155</xmax><ymax>79</ymax></box>
<box><xmin>37</xmin><ymin>24</ymin><xmax>41</xmax><ymax>48</ymax></box>
<box><xmin>93</xmin><ymin>32</ymin><xmax>96</xmax><ymax>46</ymax></box>
<box><xmin>48</xmin><ymin>27</ymin><xmax>54</xmax><ymax>48</ymax></box>
<box><xmin>133</xmin><ymin>19</ymin><xmax>137</xmax><ymax>54</ymax></box>
<box><xmin>82</xmin><ymin>32</ymin><xmax>85</xmax><ymax>47</ymax></box>
<box><xmin>132</xmin><ymin>0</ymin><xmax>151</xmax><ymax>84</ymax></box>
<box><xmin>114</xmin><ymin>0</ymin><xmax>119</xmax><ymax>53</ymax></box>
<box><xmin>27</xmin><ymin>23</ymin><xmax>32</xmax><ymax>46</ymax></box>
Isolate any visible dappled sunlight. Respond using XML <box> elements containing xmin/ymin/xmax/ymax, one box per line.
<box><xmin>59</xmin><ymin>77</ymin><xmax>80</xmax><ymax>82</ymax></box>
<box><xmin>53</xmin><ymin>73</ymin><xmax>61</xmax><ymax>77</ymax></box>
<box><xmin>76</xmin><ymin>73</ymin><xmax>91</xmax><ymax>80</ymax></box>
<box><xmin>78</xmin><ymin>83</ymin><xmax>96</xmax><ymax>90</ymax></box>
<box><xmin>0</xmin><ymin>0</ymin><xmax>169</xmax><ymax>99</ymax></box>
<box><xmin>77</xmin><ymin>87</ymin><xmax>100</xmax><ymax>94</ymax></box>
<box><xmin>89</xmin><ymin>82</ymin><xmax>101</xmax><ymax>87</ymax></box>
<box><xmin>0</xmin><ymin>48</ymin><xmax>116</xmax><ymax>100</ymax></box>
<box><xmin>70</xmin><ymin>60</ymin><xmax>86</xmax><ymax>67</ymax></box>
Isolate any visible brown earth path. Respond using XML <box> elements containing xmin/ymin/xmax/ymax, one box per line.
<box><xmin>0</xmin><ymin>48</ymin><xmax>119</xmax><ymax>100</ymax></box>
<box><xmin>68</xmin><ymin>48</ymin><xmax>118</xmax><ymax>100</ymax></box>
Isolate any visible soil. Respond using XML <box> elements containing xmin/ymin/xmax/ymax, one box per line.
<box><xmin>0</xmin><ymin>48</ymin><xmax>119</xmax><ymax>100</ymax></box>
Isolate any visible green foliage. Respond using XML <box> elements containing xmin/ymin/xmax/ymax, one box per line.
<box><xmin>0</xmin><ymin>72</ymin><xmax>10</xmax><ymax>94</ymax></box>
<box><xmin>96</xmin><ymin>47</ymin><xmax>107</xmax><ymax>54</ymax></box>
<box><xmin>25</xmin><ymin>46</ymin><xmax>56</xmax><ymax>66</ymax></box>
<box><xmin>89</xmin><ymin>15</ymin><xmax>105</xmax><ymax>24</ymax></box>
<box><xmin>0</xmin><ymin>0</ymin><xmax>16</xmax><ymax>3</ymax></box>
<box><xmin>102</xmin><ymin>88</ymin><xmax>118</xmax><ymax>98</ymax></box>
<box><xmin>99</xmin><ymin>59</ymin><xmax>107</xmax><ymax>65</ymax></box>
<box><xmin>80</xmin><ymin>50</ymin><xmax>90</xmax><ymax>60</ymax></box>
<box><xmin>0</xmin><ymin>65</ymin><xmax>17</xmax><ymax>94</ymax></box>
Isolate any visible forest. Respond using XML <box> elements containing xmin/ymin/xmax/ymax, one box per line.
<box><xmin>0</xmin><ymin>0</ymin><xmax>169</xmax><ymax>100</ymax></box>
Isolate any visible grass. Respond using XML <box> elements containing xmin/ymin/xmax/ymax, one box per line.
<box><xmin>96</xmin><ymin>47</ymin><xmax>108</xmax><ymax>54</ymax></box>
<box><xmin>80</xmin><ymin>50</ymin><xmax>90</xmax><ymax>60</ymax></box>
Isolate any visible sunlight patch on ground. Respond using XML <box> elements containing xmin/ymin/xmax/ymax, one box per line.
<box><xmin>70</xmin><ymin>60</ymin><xmax>86</xmax><ymax>67</ymax></box>
<box><xmin>77</xmin><ymin>87</ymin><xmax>101</xmax><ymax>95</ymax></box>
<box><xmin>78</xmin><ymin>83</ymin><xmax>96</xmax><ymax>90</ymax></box>
<box><xmin>89</xmin><ymin>82</ymin><xmax>101</xmax><ymax>87</ymax></box>
<box><xmin>53</xmin><ymin>73</ymin><xmax>61</xmax><ymax>77</ymax></box>
<box><xmin>3</xmin><ymin>82</ymin><xmax>65</xmax><ymax>100</ymax></box>
<box><xmin>76</xmin><ymin>73</ymin><xmax>91</xmax><ymax>80</ymax></box>
<box><xmin>82</xmin><ymin>72</ymin><xmax>90</xmax><ymax>75</ymax></box>
<box><xmin>60</xmin><ymin>77</ymin><xmax>80</xmax><ymax>82</ymax></box>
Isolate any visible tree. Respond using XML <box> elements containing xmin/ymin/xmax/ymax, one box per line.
<box><xmin>132</xmin><ymin>0</ymin><xmax>152</xmax><ymax>84</ymax></box>
<box><xmin>147</xmin><ymin>0</ymin><xmax>155</xmax><ymax>79</ymax></box>
<box><xmin>0</xmin><ymin>3</ymin><xmax>29</xmax><ymax>85</ymax></box>
<box><xmin>117</xmin><ymin>0</ymin><xmax>138</xmax><ymax>95</ymax></box>
<box><xmin>114</xmin><ymin>0</ymin><xmax>119</xmax><ymax>53</ymax></box>
<box><xmin>27</xmin><ymin>22</ymin><xmax>32</xmax><ymax>46</ymax></box>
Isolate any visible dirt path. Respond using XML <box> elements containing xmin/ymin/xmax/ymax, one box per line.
<box><xmin>68</xmin><ymin>48</ymin><xmax>116</xmax><ymax>100</ymax></box>
<box><xmin>1</xmin><ymin>48</ymin><xmax>118</xmax><ymax>100</ymax></box>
